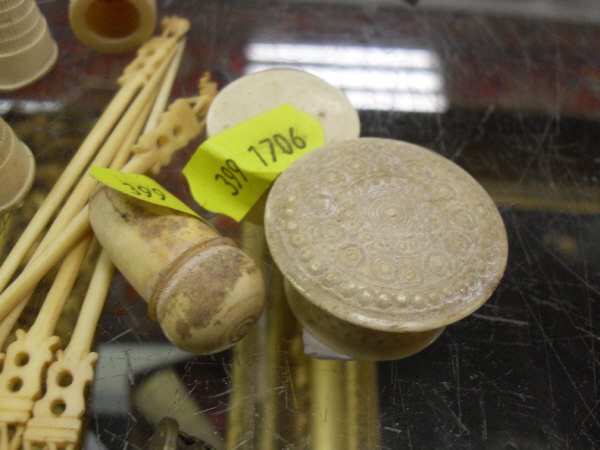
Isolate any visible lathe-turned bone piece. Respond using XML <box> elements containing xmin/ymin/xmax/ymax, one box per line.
<box><xmin>264</xmin><ymin>138</ymin><xmax>508</xmax><ymax>360</ymax></box>
<box><xmin>89</xmin><ymin>187</ymin><xmax>266</xmax><ymax>354</ymax></box>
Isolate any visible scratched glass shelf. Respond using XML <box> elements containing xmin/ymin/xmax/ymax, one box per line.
<box><xmin>1</xmin><ymin>1</ymin><xmax>599</xmax><ymax>449</ymax></box>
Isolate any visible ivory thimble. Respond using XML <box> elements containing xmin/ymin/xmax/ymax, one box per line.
<box><xmin>69</xmin><ymin>0</ymin><xmax>157</xmax><ymax>53</ymax></box>
<box><xmin>0</xmin><ymin>116</ymin><xmax>36</xmax><ymax>214</ymax></box>
<box><xmin>0</xmin><ymin>0</ymin><xmax>58</xmax><ymax>91</ymax></box>
<box><xmin>0</xmin><ymin>0</ymin><xmax>38</xmax><ymax>43</ymax></box>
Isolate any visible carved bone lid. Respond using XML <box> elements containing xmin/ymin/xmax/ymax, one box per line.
<box><xmin>264</xmin><ymin>138</ymin><xmax>508</xmax><ymax>333</ymax></box>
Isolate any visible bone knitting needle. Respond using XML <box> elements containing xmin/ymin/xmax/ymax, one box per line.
<box><xmin>23</xmin><ymin>76</ymin><xmax>217</xmax><ymax>450</ymax></box>
<box><xmin>0</xmin><ymin>101</ymin><xmax>152</xmax><ymax>349</ymax></box>
<box><xmin>0</xmin><ymin>25</ymin><xmax>189</xmax><ymax>325</ymax></box>
<box><xmin>0</xmin><ymin>17</ymin><xmax>190</xmax><ymax>294</ymax></box>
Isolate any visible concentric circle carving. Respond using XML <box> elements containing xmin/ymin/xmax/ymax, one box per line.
<box><xmin>264</xmin><ymin>138</ymin><xmax>508</xmax><ymax>332</ymax></box>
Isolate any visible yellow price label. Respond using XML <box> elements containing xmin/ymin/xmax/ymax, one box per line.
<box><xmin>90</xmin><ymin>166</ymin><xmax>201</xmax><ymax>219</ymax></box>
<box><xmin>182</xmin><ymin>103</ymin><xmax>325</xmax><ymax>222</ymax></box>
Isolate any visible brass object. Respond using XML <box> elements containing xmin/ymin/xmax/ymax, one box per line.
<box><xmin>226</xmin><ymin>222</ymin><xmax>380</xmax><ymax>448</ymax></box>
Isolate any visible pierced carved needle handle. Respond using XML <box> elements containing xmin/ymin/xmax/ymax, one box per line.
<box><xmin>0</xmin><ymin>237</ymin><xmax>91</xmax><ymax>450</ymax></box>
<box><xmin>22</xmin><ymin>251</ymin><xmax>111</xmax><ymax>450</ymax></box>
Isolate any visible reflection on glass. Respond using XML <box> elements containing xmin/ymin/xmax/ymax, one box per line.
<box><xmin>245</xmin><ymin>43</ymin><xmax>437</xmax><ymax>68</ymax></box>
<box><xmin>0</xmin><ymin>100</ymin><xmax>63</xmax><ymax>114</ymax></box>
<box><xmin>244</xmin><ymin>42</ymin><xmax>447</xmax><ymax>112</ymax></box>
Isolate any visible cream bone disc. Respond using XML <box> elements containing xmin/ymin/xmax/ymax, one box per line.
<box><xmin>206</xmin><ymin>68</ymin><xmax>360</xmax><ymax>142</ymax></box>
<box><xmin>264</xmin><ymin>137</ymin><xmax>508</xmax><ymax>360</ymax></box>
<box><xmin>206</xmin><ymin>68</ymin><xmax>360</xmax><ymax>223</ymax></box>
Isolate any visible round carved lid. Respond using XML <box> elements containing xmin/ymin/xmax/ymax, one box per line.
<box><xmin>264</xmin><ymin>138</ymin><xmax>508</xmax><ymax>332</ymax></box>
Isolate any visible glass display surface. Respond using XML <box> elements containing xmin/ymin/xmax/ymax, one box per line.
<box><xmin>1</xmin><ymin>1</ymin><xmax>599</xmax><ymax>448</ymax></box>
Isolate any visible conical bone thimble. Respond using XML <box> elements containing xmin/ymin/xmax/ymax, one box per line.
<box><xmin>0</xmin><ymin>116</ymin><xmax>36</xmax><ymax>214</ymax></box>
<box><xmin>0</xmin><ymin>0</ymin><xmax>58</xmax><ymax>91</ymax></box>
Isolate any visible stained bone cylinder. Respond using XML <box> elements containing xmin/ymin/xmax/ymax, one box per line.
<box><xmin>89</xmin><ymin>186</ymin><xmax>266</xmax><ymax>354</ymax></box>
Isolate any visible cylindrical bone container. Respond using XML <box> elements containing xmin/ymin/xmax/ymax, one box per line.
<box><xmin>69</xmin><ymin>0</ymin><xmax>156</xmax><ymax>53</ymax></box>
<box><xmin>264</xmin><ymin>138</ymin><xmax>508</xmax><ymax>360</ymax></box>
